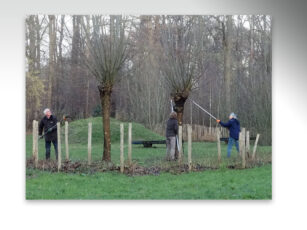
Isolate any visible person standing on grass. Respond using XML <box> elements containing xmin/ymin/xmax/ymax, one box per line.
<box><xmin>39</xmin><ymin>108</ymin><xmax>58</xmax><ymax>160</ymax></box>
<box><xmin>216</xmin><ymin>112</ymin><xmax>241</xmax><ymax>158</ymax></box>
<box><xmin>165</xmin><ymin>111</ymin><xmax>178</xmax><ymax>161</ymax></box>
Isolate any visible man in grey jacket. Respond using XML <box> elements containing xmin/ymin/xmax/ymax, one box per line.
<box><xmin>165</xmin><ymin>112</ymin><xmax>178</xmax><ymax>160</ymax></box>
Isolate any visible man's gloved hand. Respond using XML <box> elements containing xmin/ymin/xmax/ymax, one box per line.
<box><xmin>216</xmin><ymin>119</ymin><xmax>221</xmax><ymax>123</ymax></box>
<box><xmin>39</xmin><ymin>135</ymin><xmax>43</xmax><ymax>139</ymax></box>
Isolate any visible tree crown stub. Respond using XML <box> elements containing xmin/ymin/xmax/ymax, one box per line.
<box><xmin>171</xmin><ymin>91</ymin><xmax>189</xmax><ymax>113</ymax></box>
<box><xmin>98</xmin><ymin>83</ymin><xmax>113</xmax><ymax>94</ymax></box>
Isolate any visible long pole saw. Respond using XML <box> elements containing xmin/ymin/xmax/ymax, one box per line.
<box><xmin>39</xmin><ymin>115</ymin><xmax>69</xmax><ymax>140</ymax></box>
<box><xmin>188</xmin><ymin>99</ymin><xmax>217</xmax><ymax>120</ymax></box>
<box><xmin>170</xmin><ymin>99</ymin><xmax>180</xmax><ymax>152</ymax></box>
<box><xmin>39</xmin><ymin>123</ymin><xmax>58</xmax><ymax>140</ymax></box>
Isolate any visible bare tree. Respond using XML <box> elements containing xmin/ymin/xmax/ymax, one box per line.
<box><xmin>160</xmin><ymin>16</ymin><xmax>202</xmax><ymax>125</ymax></box>
<box><xmin>82</xmin><ymin>15</ymin><xmax>131</xmax><ymax>162</ymax></box>
<box><xmin>25</xmin><ymin>14</ymin><xmax>272</xmax><ymax>145</ymax></box>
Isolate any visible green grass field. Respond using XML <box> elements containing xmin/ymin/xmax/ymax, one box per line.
<box><xmin>26</xmin><ymin>117</ymin><xmax>272</xmax><ymax>199</ymax></box>
<box><xmin>26</xmin><ymin>165</ymin><xmax>271</xmax><ymax>199</ymax></box>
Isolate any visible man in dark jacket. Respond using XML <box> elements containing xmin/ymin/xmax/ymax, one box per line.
<box><xmin>165</xmin><ymin>111</ymin><xmax>178</xmax><ymax>160</ymax></box>
<box><xmin>39</xmin><ymin>108</ymin><xmax>58</xmax><ymax>160</ymax></box>
<box><xmin>217</xmin><ymin>112</ymin><xmax>240</xmax><ymax>158</ymax></box>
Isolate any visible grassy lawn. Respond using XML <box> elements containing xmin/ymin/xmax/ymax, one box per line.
<box><xmin>26</xmin><ymin>117</ymin><xmax>272</xmax><ymax>199</ymax></box>
<box><xmin>26</xmin><ymin>164</ymin><xmax>271</xmax><ymax>199</ymax></box>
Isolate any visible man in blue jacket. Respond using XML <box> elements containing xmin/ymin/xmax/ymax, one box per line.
<box><xmin>216</xmin><ymin>112</ymin><xmax>241</xmax><ymax>158</ymax></box>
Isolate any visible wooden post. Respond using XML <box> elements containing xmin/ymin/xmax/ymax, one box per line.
<box><xmin>178</xmin><ymin>125</ymin><xmax>183</xmax><ymax>163</ymax></box>
<box><xmin>32</xmin><ymin>120</ymin><xmax>36</xmax><ymax>158</ymax></box>
<box><xmin>88</xmin><ymin>122</ymin><xmax>92</xmax><ymax>165</ymax></box>
<box><xmin>57</xmin><ymin>122</ymin><xmax>61</xmax><ymax>172</ymax></box>
<box><xmin>33</xmin><ymin>121</ymin><xmax>38</xmax><ymax>168</ymax></box>
<box><xmin>128</xmin><ymin>123</ymin><xmax>132</xmax><ymax>166</ymax></box>
<box><xmin>217</xmin><ymin>129</ymin><xmax>221</xmax><ymax>163</ymax></box>
<box><xmin>183</xmin><ymin>125</ymin><xmax>187</xmax><ymax>141</ymax></box>
<box><xmin>36</xmin><ymin>121</ymin><xmax>39</xmax><ymax>167</ymax></box>
<box><xmin>252</xmin><ymin>134</ymin><xmax>260</xmax><ymax>161</ymax></box>
<box><xmin>120</xmin><ymin>123</ymin><xmax>124</xmax><ymax>173</ymax></box>
<box><xmin>240</xmin><ymin>128</ymin><xmax>246</xmax><ymax>168</ymax></box>
<box><xmin>188</xmin><ymin>125</ymin><xmax>192</xmax><ymax>171</ymax></box>
<box><xmin>65</xmin><ymin>121</ymin><xmax>69</xmax><ymax>161</ymax></box>
<box><xmin>246</xmin><ymin>131</ymin><xmax>250</xmax><ymax>158</ymax></box>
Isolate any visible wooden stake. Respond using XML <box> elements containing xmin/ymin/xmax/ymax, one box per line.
<box><xmin>240</xmin><ymin>128</ymin><xmax>246</xmax><ymax>168</ymax></box>
<box><xmin>32</xmin><ymin>120</ymin><xmax>36</xmax><ymax>158</ymax></box>
<box><xmin>252</xmin><ymin>134</ymin><xmax>260</xmax><ymax>161</ymax></box>
<box><xmin>188</xmin><ymin>125</ymin><xmax>192</xmax><ymax>171</ymax></box>
<box><xmin>217</xmin><ymin>129</ymin><xmax>221</xmax><ymax>163</ymax></box>
<box><xmin>183</xmin><ymin>125</ymin><xmax>187</xmax><ymax>141</ymax></box>
<box><xmin>246</xmin><ymin>131</ymin><xmax>250</xmax><ymax>158</ymax></box>
<box><xmin>128</xmin><ymin>123</ymin><xmax>132</xmax><ymax>166</ymax></box>
<box><xmin>88</xmin><ymin>122</ymin><xmax>92</xmax><ymax>165</ymax></box>
<box><xmin>57</xmin><ymin>122</ymin><xmax>61</xmax><ymax>172</ymax></box>
<box><xmin>120</xmin><ymin>123</ymin><xmax>124</xmax><ymax>173</ymax></box>
<box><xmin>178</xmin><ymin>125</ymin><xmax>183</xmax><ymax>163</ymax></box>
<box><xmin>34</xmin><ymin>121</ymin><xmax>38</xmax><ymax>168</ymax></box>
<box><xmin>65</xmin><ymin>121</ymin><xmax>69</xmax><ymax>161</ymax></box>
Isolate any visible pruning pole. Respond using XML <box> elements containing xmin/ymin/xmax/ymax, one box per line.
<box><xmin>189</xmin><ymin>99</ymin><xmax>217</xmax><ymax>120</ymax></box>
<box><xmin>170</xmin><ymin>99</ymin><xmax>180</xmax><ymax>152</ymax></box>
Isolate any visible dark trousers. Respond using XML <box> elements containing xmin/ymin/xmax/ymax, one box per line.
<box><xmin>45</xmin><ymin>140</ymin><xmax>58</xmax><ymax>160</ymax></box>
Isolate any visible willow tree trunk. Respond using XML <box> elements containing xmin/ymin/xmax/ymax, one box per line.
<box><xmin>173</xmin><ymin>93</ymin><xmax>188</xmax><ymax>126</ymax></box>
<box><xmin>99</xmin><ymin>85</ymin><xmax>112</xmax><ymax>162</ymax></box>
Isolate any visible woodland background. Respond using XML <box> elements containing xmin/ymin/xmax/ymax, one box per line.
<box><xmin>25</xmin><ymin>15</ymin><xmax>271</xmax><ymax>144</ymax></box>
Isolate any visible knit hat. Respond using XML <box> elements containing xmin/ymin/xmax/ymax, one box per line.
<box><xmin>229</xmin><ymin>112</ymin><xmax>237</xmax><ymax>119</ymax></box>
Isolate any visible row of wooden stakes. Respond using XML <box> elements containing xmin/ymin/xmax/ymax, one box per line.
<box><xmin>216</xmin><ymin>127</ymin><xmax>260</xmax><ymax>168</ymax></box>
<box><xmin>31</xmin><ymin>120</ymin><xmax>132</xmax><ymax>172</ymax></box>
<box><xmin>32</xmin><ymin>120</ymin><xmax>71</xmax><ymax>171</ymax></box>
<box><xmin>32</xmin><ymin>121</ymin><xmax>260</xmax><ymax>172</ymax></box>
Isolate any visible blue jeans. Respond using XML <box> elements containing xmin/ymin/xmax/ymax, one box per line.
<box><xmin>227</xmin><ymin>137</ymin><xmax>239</xmax><ymax>158</ymax></box>
<box><xmin>45</xmin><ymin>140</ymin><xmax>58</xmax><ymax>160</ymax></box>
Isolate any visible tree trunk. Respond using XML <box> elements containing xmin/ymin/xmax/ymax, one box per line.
<box><xmin>99</xmin><ymin>85</ymin><xmax>112</xmax><ymax>162</ymax></box>
<box><xmin>57</xmin><ymin>15</ymin><xmax>65</xmax><ymax>113</ymax></box>
<box><xmin>28</xmin><ymin>16</ymin><xmax>36</xmax><ymax>74</ymax></box>
<box><xmin>249</xmin><ymin>15</ymin><xmax>254</xmax><ymax>79</ymax></box>
<box><xmin>48</xmin><ymin>15</ymin><xmax>56</xmax><ymax>108</ymax></box>
<box><xmin>35</xmin><ymin>15</ymin><xmax>41</xmax><ymax>74</ymax></box>
<box><xmin>173</xmin><ymin>92</ymin><xmax>188</xmax><ymax>126</ymax></box>
<box><xmin>223</xmin><ymin>16</ymin><xmax>233</xmax><ymax>113</ymax></box>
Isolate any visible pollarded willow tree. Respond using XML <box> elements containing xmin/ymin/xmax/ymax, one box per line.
<box><xmin>160</xmin><ymin>16</ymin><xmax>202</xmax><ymax>126</ymax></box>
<box><xmin>82</xmin><ymin>15</ymin><xmax>131</xmax><ymax>162</ymax></box>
